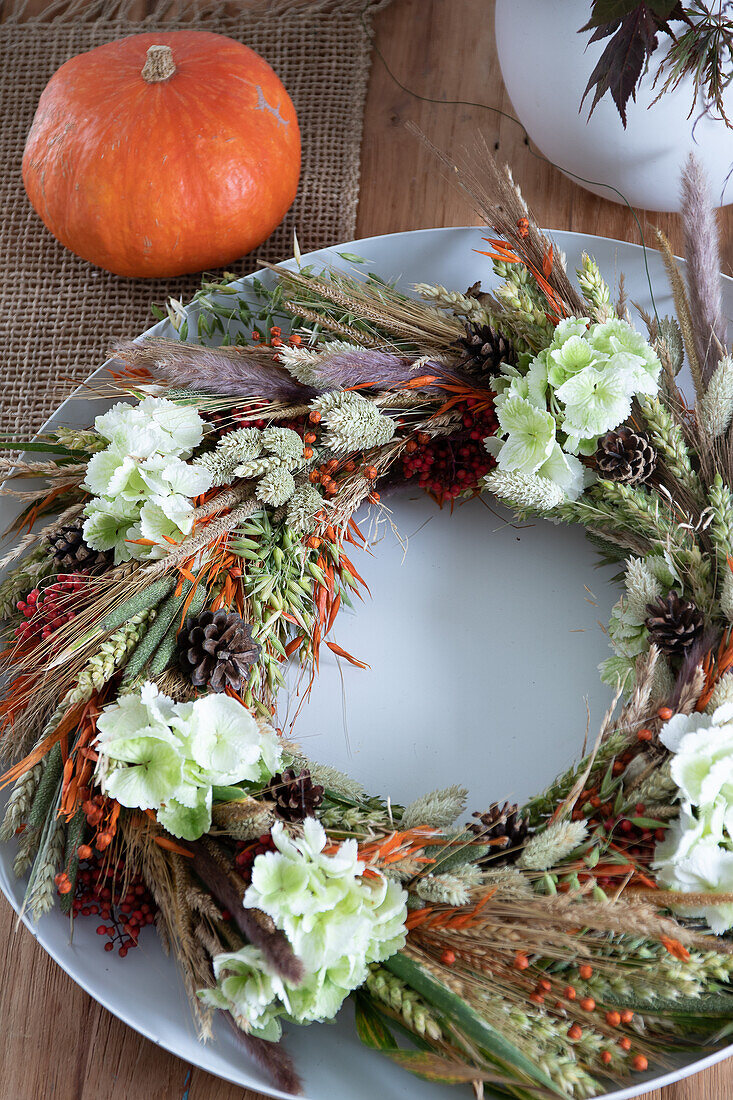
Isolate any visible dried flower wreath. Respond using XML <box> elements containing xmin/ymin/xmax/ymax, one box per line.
<box><xmin>3</xmin><ymin>151</ymin><xmax>733</xmax><ymax>1099</ymax></box>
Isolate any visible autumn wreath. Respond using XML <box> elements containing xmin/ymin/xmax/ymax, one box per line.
<box><xmin>3</xmin><ymin>154</ymin><xmax>733</xmax><ymax>1099</ymax></box>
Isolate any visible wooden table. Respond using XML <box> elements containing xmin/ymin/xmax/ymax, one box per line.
<box><xmin>1</xmin><ymin>1</ymin><xmax>731</xmax><ymax>1097</ymax></box>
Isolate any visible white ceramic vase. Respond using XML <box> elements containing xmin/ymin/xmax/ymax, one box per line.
<box><xmin>494</xmin><ymin>0</ymin><xmax>733</xmax><ymax>211</ymax></box>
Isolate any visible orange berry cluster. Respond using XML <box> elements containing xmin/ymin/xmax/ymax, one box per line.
<box><xmin>509</xmin><ymin>957</ymin><xmax>648</xmax><ymax>1072</ymax></box>
<box><xmin>306</xmin><ymin>410</ymin><xmax>379</xmax><ymax>497</ymax></box>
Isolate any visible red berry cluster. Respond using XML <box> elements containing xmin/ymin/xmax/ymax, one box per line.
<box><xmin>72</xmin><ymin>849</ymin><xmax>157</xmax><ymax>958</ymax></box>
<box><xmin>401</xmin><ymin>398</ymin><xmax>499</xmax><ymax>504</ymax></box>
<box><xmin>205</xmin><ymin>400</ymin><xmax>306</xmax><ymax>440</ymax></box>
<box><xmin>205</xmin><ymin>403</ymin><xmax>268</xmax><ymax>432</ymax></box>
<box><xmin>233</xmin><ymin>833</ymin><xmax>276</xmax><ymax>886</ymax></box>
<box><xmin>593</xmin><ymin>801</ymin><xmax>664</xmax><ymax>887</ymax></box>
<box><xmin>15</xmin><ymin>573</ymin><xmax>90</xmax><ymax>643</ymax></box>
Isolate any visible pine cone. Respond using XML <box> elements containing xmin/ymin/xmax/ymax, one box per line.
<box><xmin>179</xmin><ymin>609</ymin><xmax>261</xmax><ymax>693</ymax></box>
<box><xmin>646</xmin><ymin>591</ymin><xmax>704</xmax><ymax>657</ymax></box>
<box><xmin>262</xmin><ymin>768</ymin><xmax>324</xmax><ymax>822</ymax></box>
<box><xmin>596</xmin><ymin>427</ymin><xmax>656</xmax><ymax>485</ymax></box>
<box><xmin>468</xmin><ymin>801</ymin><xmax>528</xmax><ymax>863</ymax></box>
<box><xmin>456</xmin><ymin>323</ymin><xmax>516</xmax><ymax>377</ymax></box>
<box><xmin>47</xmin><ymin>522</ymin><xmax>113</xmax><ymax>573</ymax></box>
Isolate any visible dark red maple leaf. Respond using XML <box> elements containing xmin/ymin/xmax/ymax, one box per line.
<box><xmin>579</xmin><ymin>1</ymin><xmax>686</xmax><ymax>127</ymax></box>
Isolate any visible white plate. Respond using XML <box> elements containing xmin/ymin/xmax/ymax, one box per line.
<box><xmin>1</xmin><ymin>227</ymin><xmax>731</xmax><ymax>1099</ymax></box>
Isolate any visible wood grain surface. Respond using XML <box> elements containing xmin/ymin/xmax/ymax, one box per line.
<box><xmin>1</xmin><ymin>0</ymin><xmax>732</xmax><ymax>1097</ymax></box>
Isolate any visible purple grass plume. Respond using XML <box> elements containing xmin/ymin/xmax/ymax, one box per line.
<box><xmin>113</xmin><ymin>338</ymin><xmax>315</xmax><ymax>403</ymax></box>
<box><xmin>226</xmin><ymin>1015</ymin><xmax>303</xmax><ymax>1094</ymax></box>
<box><xmin>680</xmin><ymin>154</ymin><xmax>727</xmax><ymax>384</ymax></box>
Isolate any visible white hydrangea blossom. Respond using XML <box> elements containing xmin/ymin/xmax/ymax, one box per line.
<box><xmin>485</xmin><ymin>316</ymin><xmax>661</xmax><ymax>502</ymax></box>
<box><xmin>199</xmin><ymin>818</ymin><xmax>407</xmax><ymax>1038</ymax></box>
<box><xmin>95</xmin><ymin>684</ymin><xmax>281</xmax><ymax>841</ymax></box>
<box><xmin>82</xmin><ymin>398</ymin><xmax>212</xmax><ymax>563</ymax></box>
<box><xmin>652</xmin><ymin>702</ymin><xmax>733</xmax><ymax>932</ymax></box>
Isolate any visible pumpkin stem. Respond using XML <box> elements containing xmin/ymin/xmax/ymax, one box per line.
<box><xmin>141</xmin><ymin>45</ymin><xmax>176</xmax><ymax>84</ymax></box>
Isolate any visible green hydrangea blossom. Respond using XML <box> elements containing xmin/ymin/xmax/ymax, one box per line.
<box><xmin>485</xmin><ymin>313</ymin><xmax>661</xmax><ymax>503</ymax></box>
<box><xmin>199</xmin><ymin>818</ymin><xmax>408</xmax><ymax>1039</ymax></box>
<box><xmin>95</xmin><ymin>684</ymin><xmax>282</xmax><ymax>840</ymax></box>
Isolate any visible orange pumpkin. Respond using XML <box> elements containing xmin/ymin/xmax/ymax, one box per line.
<box><xmin>22</xmin><ymin>31</ymin><xmax>301</xmax><ymax>278</ymax></box>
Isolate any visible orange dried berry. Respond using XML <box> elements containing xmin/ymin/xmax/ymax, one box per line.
<box><xmin>579</xmin><ymin>965</ymin><xmax>593</xmax><ymax>980</ymax></box>
<box><xmin>308</xmin><ymin>471</ymin><xmax>321</xmax><ymax>483</ymax></box>
<box><xmin>364</xmin><ymin>465</ymin><xmax>378</xmax><ymax>480</ymax></box>
<box><xmin>303</xmin><ymin>447</ymin><xmax>314</xmax><ymax>459</ymax></box>
<box><xmin>563</xmin><ymin>985</ymin><xmax>576</xmax><ymax>1000</ymax></box>
<box><xmin>440</xmin><ymin>949</ymin><xmax>456</xmax><ymax>965</ymax></box>
<box><xmin>288</xmin><ymin>333</ymin><xmax>302</xmax><ymax>346</ymax></box>
<box><xmin>53</xmin><ymin>873</ymin><xmax>67</xmax><ymax>888</ymax></box>
<box><xmin>370</xmin><ymin>492</ymin><xmax>381</xmax><ymax>502</ymax></box>
<box><xmin>326</xmin><ymin>459</ymin><xmax>339</xmax><ymax>473</ymax></box>
<box><xmin>417</xmin><ymin>432</ymin><xmax>430</xmax><ymax>445</ymax></box>
<box><xmin>57</xmin><ymin>878</ymin><xmax>72</xmax><ymax>895</ymax></box>
<box><xmin>77</xmin><ymin>844</ymin><xmax>93</xmax><ymax>860</ymax></box>
<box><xmin>529</xmin><ymin>992</ymin><xmax>544</xmax><ymax>1005</ymax></box>
<box><xmin>344</xmin><ymin>460</ymin><xmax>356</xmax><ymax>473</ymax></box>
<box><xmin>601</xmin><ymin>1051</ymin><xmax>613</xmax><ymax>1065</ymax></box>
<box><xmin>306</xmin><ymin>536</ymin><xmax>321</xmax><ymax>549</ymax></box>
<box><xmin>620</xmin><ymin>1009</ymin><xmax>634</xmax><ymax>1024</ymax></box>
<box><xmin>658</xmin><ymin>706</ymin><xmax>673</xmax><ymax>720</ymax></box>
<box><xmin>632</xmin><ymin>1055</ymin><xmax>648</xmax><ymax>1072</ymax></box>
<box><xmin>612</xmin><ymin>760</ymin><xmax>624</xmax><ymax>775</ymax></box>
<box><xmin>304</xmin><ymin>431</ymin><xmax>317</xmax><ymax>444</ymax></box>
<box><xmin>580</xmin><ymin>997</ymin><xmax>596</xmax><ymax>1012</ymax></box>
<box><xmin>567</xmin><ymin>1024</ymin><xmax>583</xmax><ymax>1041</ymax></box>
<box><xmin>538</xmin><ymin>978</ymin><xmax>552</xmax><ymax>992</ymax></box>
<box><xmin>637</xmin><ymin>728</ymin><xmax>653</xmax><ymax>742</ymax></box>
<box><xmin>619</xmin><ymin>1037</ymin><xmax>632</xmax><ymax>1052</ymax></box>
<box><xmin>605</xmin><ymin>1010</ymin><xmax>621</xmax><ymax>1028</ymax></box>
<box><xmin>96</xmin><ymin>831</ymin><xmax>112</xmax><ymax>851</ymax></box>
<box><xmin>517</xmin><ymin>217</ymin><xmax>530</xmax><ymax>237</ymax></box>
<box><xmin>513</xmin><ymin>952</ymin><xmax>530</xmax><ymax>970</ymax></box>
<box><xmin>308</xmin><ymin>411</ymin><xmax>322</xmax><ymax>424</ymax></box>
<box><xmin>404</xmin><ymin>439</ymin><xmax>418</xmax><ymax>453</ymax></box>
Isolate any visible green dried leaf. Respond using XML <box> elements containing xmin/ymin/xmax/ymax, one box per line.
<box><xmin>384</xmin><ymin>954</ymin><xmax>564</xmax><ymax>1095</ymax></box>
<box><xmin>354</xmin><ymin>995</ymin><xmax>398</xmax><ymax>1051</ymax></box>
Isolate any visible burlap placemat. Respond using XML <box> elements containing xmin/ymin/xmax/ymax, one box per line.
<box><xmin>0</xmin><ymin>0</ymin><xmax>388</xmax><ymax>442</ymax></box>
